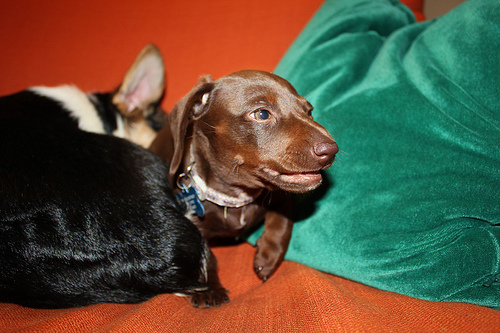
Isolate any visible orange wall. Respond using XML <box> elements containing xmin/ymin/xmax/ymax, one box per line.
<box><xmin>0</xmin><ymin>0</ymin><xmax>421</xmax><ymax>111</ymax></box>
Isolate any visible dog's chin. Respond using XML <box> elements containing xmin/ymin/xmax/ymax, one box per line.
<box><xmin>261</xmin><ymin>168</ymin><xmax>323</xmax><ymax>193</ymax></box>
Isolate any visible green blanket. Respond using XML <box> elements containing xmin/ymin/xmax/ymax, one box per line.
<box><xmin>248</xmin><ymin>0</ymin><xmax>500</xmax><ymax>309</ymax></box>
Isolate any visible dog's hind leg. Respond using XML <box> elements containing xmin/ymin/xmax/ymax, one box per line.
<box><xmin>187</xmin><ymin>250</ymin><xmax>229</xmax><ymax>308</ymax></box>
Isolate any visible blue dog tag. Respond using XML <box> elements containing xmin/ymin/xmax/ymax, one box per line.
<box><xmin>176</xmin><ymin>186</ymin><xmax>205</xmax><ymax>217</ymax></box>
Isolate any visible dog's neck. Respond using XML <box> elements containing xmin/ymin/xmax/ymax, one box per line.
<box><xmin>190</xmin><ymin>165</ymin><xmax>257</xmax><ymax>208</ymax></box>
<box><xmin>181</xmin><ymin>146</ymin><xmax>262</xmax><ymax>208</ymax></box>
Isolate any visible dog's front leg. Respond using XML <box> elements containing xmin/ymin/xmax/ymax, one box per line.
<box><xmin>253</xmin><ymin>200</ymin><xmax>293</xmax><ymax>281</ymax></box>
<box><xmin>189</xmin><ymin>249</ymin><xmax>229</xmax><ymax>308</ymax></box>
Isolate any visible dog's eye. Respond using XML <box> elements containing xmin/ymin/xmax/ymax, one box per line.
<box><xmin>251</xmin><ymin>109</ymin><xmax>272</xmax><ymax>121</ymax></box>
<box><xmin>307</xmin><ymin>109</ymin><xmax>313</xmax><ymax>118</ymax></box>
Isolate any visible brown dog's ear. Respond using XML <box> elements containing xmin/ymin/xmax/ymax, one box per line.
<box><xmin>168</xmin><ymin>75</ymin><xmax>215</xmax><ymax>184</ymax></box>
<box><xmin>112</xmin><ymin>44</ymin><xmax>165</xmax><ymax>118</ymax></box>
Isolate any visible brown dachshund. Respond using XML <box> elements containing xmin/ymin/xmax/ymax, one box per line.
<box><xmin>150</xmin><ymin>70</ymin><xmax>338</xmax><ymax>308</ymax></box>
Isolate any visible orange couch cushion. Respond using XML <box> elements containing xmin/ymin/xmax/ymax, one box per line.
<box><xmin>0</xmin><ymin>0</ymin><xmax>422</xmax><ymax>110</ymax></box>
<box><xmin>1</xmin><ymin>243</ymin><xmax>499</xmax><ymax>332</ymax></box>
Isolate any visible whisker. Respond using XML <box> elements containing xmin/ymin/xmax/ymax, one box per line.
<box><xmin>233</xmin><ymin>163</ymin><xmax>240</xmax><ymax>178</ymax></box>
<box><xmin>185</xmin><ymin>129</ymin><xmax>217</xmax><ymax>141</ymax></box>
<box><xmin>199</xmin><ymin>120</ymin><xmax>216</xmax><ymax>129</ymax></box>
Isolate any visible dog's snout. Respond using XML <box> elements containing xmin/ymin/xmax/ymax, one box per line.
<box><xmin>313</xmin><ymin>141</ymin><xmax>338</xmax><ymax>164</ymax></box>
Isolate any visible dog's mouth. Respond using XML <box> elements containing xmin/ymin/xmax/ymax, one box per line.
<box><xmin>262</xmin><ymin>168</ymin><xmax>323</xmax><ymax>192</ymax></box>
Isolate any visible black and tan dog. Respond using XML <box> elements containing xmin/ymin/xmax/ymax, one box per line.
<box><xmin>150</xmin><ymin>70</ymin><xmax>338</xmax><ymax>308</ymax></box>
<box><xmin>0</xmin><ymin>45</ymin><xmax>211</xmax><ymax>309</ymax></box>
<box><xmin>4</xmin><ymin>44</ymin><xmax>167</xmax><ymax>148</ymax></box>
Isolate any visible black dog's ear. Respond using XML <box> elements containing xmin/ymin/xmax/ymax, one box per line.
<box><xmin>112</xmin><ymin>44</ymin><xmax>165</xmax><ymax>118</ymax></box>
<box><xmin>168</xmin><ymin>75</ymin><xmax>215</xmax><ymax>184</ymax></box>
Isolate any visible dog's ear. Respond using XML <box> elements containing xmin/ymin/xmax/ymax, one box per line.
<box><xmin>112</xmin><ymin>44</ymin><xmax>165</xmax><ymax>118</ymax></box>
<box><xmin>168</xmin><ymin>75</ymin><xmax>215</xmax><ymax>184</ymax></box>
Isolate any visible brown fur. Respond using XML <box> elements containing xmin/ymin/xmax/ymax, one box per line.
<box><xmin>150</xmin><ymin>70</ymin><xmax>338</xmax><ymax>308</ymax></box>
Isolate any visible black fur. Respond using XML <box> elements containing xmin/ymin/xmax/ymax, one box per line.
<box><xmin>0</xmin><ymin>91</ymin><xmax>208</xmax><ymax>308</ymax></box>
<box><xmin>89</xmin><ymin>92</ymin><xmax>120</xmax><ymax>134</ymax></box>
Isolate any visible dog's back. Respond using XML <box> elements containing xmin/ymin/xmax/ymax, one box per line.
<box><xmin>0</xmin><ymin>46</ymin><xmax>209</xmax><ymax>309</ymax></box>
<box><xmin>0</xmin><ymin>94</ymin><xmax>209</xmax><ymax>308</ymax></box>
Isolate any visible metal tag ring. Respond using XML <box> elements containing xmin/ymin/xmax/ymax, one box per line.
<box><xmin>176</xmin><ymin>172</ymin><xmax>193</xmax><ymax>189</ymax></box>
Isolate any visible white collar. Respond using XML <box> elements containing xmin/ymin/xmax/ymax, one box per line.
<box><xmin>189</xmin><ymin>164</ymin><xmax>260</xmax><ymax>208</ymax></box>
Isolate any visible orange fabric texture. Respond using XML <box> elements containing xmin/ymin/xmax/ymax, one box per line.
<box><xmin>402</xmin><ymin>0</ymin><xmax>426</xmax><ymax>20</ymax></box>
<box><xmin>1</xmin><ymin>243</ymin><xmax>499</xmax><ymax>332</ymax></box>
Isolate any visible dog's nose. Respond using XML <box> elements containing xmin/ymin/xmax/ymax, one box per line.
<box><xmin>313</xmin><ymin>141</ymin><xmax>338</xmax><ymax>164</ymax></box>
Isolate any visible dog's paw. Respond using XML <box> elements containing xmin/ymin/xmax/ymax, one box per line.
<box><xmin>253</xmin><ymin>247</ymin><xmax>281</xmax><ymax>281</ymax></box>
<box><xmin>188</xmin><ymin>288</ymin><xmax>230</xmax><ymax>309</ymax></box>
